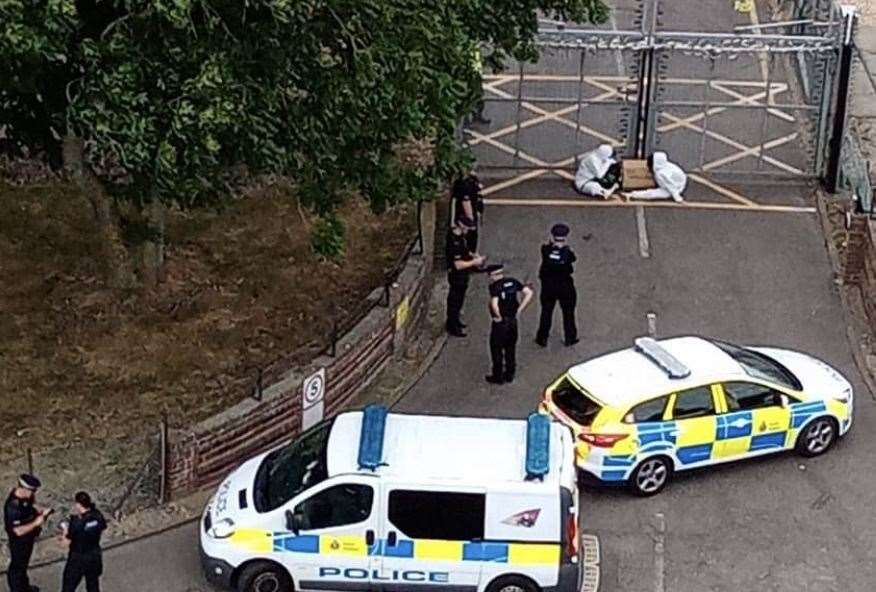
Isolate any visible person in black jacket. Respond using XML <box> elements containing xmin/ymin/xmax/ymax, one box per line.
<box><xmin>59</xmin><ymin>491</ymin><xmax>107</xmax><ymax>592</ymax></box>
<box><xmin>445</xmin><ymin>217</ymin><xmax>486</xmax><ymax>337</ymax></box>
<box><xmin>4</xmin><ymin>474</ymin><xmax>50</xmax><ymax>592</ymax></box>
<box><xmin>535</xmin><ymin>223</ymin><xmax>579</xmax><ymax>347</ymax></box>
<box><xmin>485</xmin><ymin>264</ymin><xmax>534</xmax><ymax>384</ymax></box>
<box><xmin>450</xmin><ymin>173</ymin><xmax>485</xmax><ymax>253</ymax></box>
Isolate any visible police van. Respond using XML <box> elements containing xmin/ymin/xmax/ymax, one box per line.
<box><xmin>200</xmin><ymin>405</ymin><xmax>581</xmax><ymax>592</ymax></box>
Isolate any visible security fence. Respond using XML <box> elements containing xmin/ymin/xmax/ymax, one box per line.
<box><xmin>478</xmin><ymin>0</ymin><xmax>848</xmax><ymax>183</ymax></box>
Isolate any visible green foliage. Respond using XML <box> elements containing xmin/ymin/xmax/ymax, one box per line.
<box><xmin>310</xmin><ymin>212</ymin><xmax>346</xmax><ymax>261</ymax></box>
<box><xmin>1</xmin><ymin>0</ymin><xmax>609</xmax><ymax>211</ymax></box>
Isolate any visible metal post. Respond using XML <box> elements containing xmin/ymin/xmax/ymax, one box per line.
<box><xmin>825</xmin><ymin>7</ymin><xmax>857</xmax><ymax>193</ymax></box>
<box><xmin>757</xmin><ymin>53</ymin><xmax>774</xmax><ymax>171</ymax></box>
<box><xmin>415</xmin><ymin>200</ymin><xmax>423</xmax><ymax>255</ymax></box>
<box><xmin>698</xmin><ymin>55</ymin><xmax>716</xmax><ymax>171</ymax></box>
<box><xmin>574</xmin><ymin>50</ymin><xmax>586</xmax><ymax>151</ymax></box>
<box><xmin>513</xmin><ymin>62</ymin><xmax>525</xmax><ymax>162</ymax></box>
<box><xmin>26</xmin><ymin>448</ymin><xmax>33</xmax><ymax>475</ymax></box>
<box><xmin>159</xmin><ymin>415</ymin><xmax>168</xmax><ymax>504</ymax></box>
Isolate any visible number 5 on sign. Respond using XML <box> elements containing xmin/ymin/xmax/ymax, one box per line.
<box><xmin>302</xmin><ymin>368</ymin><xmax>326</xmax><ymax>430</ymax></box>
<box><xmin>735</xmin><ymin>0</ymin><xmax>753</xmax><ymax>13</ymax></box>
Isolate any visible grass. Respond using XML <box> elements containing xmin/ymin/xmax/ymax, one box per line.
<box><xmin>0</xmin><ymin>182</ymin><xmax>416</xmax><ymax>456</ymax></box>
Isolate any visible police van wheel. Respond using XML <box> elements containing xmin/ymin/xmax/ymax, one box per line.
<box><xmin>486</xmin><ymin>574</ymin><xmax>539</xmax><ymax>592</ymax></box>
<box><xmin>795</xmin><ymin>417</ymin><xmax>838</xmax><ymax>458</ymax></box>
<box><xmin>237</xmin><ymin>562</ymin><xmax>293</xmax><ymax>592</ymax></box>
<box><xmin>629</xmin><ymin>456</ymin><xmax>672</xmax><ymax>497</ymax></box>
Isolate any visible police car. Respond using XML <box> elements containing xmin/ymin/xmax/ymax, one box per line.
<box><xmin>539</xmin><ymin>336</ymin><xmax>854</xmax><ymax>496</ymax></box>
<box><xmin>200</xmin><ymin>405</ymin><xmax>583</xmax><ymax>592</ymax></box>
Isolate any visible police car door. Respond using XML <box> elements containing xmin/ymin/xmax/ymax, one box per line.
<box><xmin>377</xmin><ymin>486</ymin><xmax>485</xmax><ymax>591</ymax></box>
<box><xmin>279</xmin><ymin>476</ymin><xmax>381</xmax><ymax>591</ymax></box>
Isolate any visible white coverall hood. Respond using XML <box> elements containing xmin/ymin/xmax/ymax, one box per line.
<box><xmin>651</xmin><ymin>152</ymin><xmax>687</xmax><ymax>199</ymax></box>
<box><xmin>575</xmin><ymin>144</ymin><xmax>615</xmax><ymax>190</ymax></box>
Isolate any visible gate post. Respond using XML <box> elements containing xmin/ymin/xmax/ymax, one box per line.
<box><xmin>825</xmin><ymin>6</ymin><xmax>858</xmax><ymax>193</ymax></box>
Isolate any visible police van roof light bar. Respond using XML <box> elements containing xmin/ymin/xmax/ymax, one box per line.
<box><xmin>357</xmin><ymin>405</ymin><xmax>388</xmax><ymax>471</ymax></box>
<box><xmin>634</xmin><ymin>337</ymin><xmax>691</xmax><ymax>379</ymax></box>
<box><xmin>525</xmin><ymin>413</ymin><xmax>551</xmax><ymax>481</ymax></box>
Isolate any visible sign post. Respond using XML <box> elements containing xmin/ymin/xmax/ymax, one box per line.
<box><xmin>302</xmin><ymin>368</ymin><xmax>326</xmax><ymax>430</ymax></box>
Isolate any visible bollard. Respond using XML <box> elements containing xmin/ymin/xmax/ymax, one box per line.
<box><xmin>647</xmin><ymin>312</ymin><xmax>657</xmax><ymax>337</ymax></box>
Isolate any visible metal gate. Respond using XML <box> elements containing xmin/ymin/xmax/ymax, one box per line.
<box><xmin>475</xmin><ymin>1</ymin><xmax>849</xmax><ymax>184</ymax></box>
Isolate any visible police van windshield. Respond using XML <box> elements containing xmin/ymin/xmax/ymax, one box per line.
<box><xmin>711</xmin><ymin>340</ymin><xmax>803</xmax><ymax>391</ymax></box>
<box><xmin>253</xmin><ymin>419</ymin><xmax>334</xmax><ymax>513</ymax></box>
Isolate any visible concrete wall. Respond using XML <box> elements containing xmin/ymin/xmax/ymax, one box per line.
<box><xmin>165</xmin><ymin>202</ymin><xmax>435</xmax><ymax>497</ymax></box>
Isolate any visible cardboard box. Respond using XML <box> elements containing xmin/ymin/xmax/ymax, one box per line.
<box><xmin>622</xmin><ymin>159</ymin><xmax>656</xmax><ymax>190</ymax></box>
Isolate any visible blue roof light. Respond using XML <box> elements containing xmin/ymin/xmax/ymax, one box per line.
<box><xmin>357</xmin><ymin>405</ymin><xmax>388</xmax><ymax>471</ymax></box>
<box><xmin>525</xmin><ymin>413</ymin><xmax>550</xmax><ymax>480</ymax></box>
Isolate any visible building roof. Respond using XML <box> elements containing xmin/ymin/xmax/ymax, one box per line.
<box><xmin>326</xmin><ymin>411</ymin><xmax>569</xmax><ymax>486</ymax></box>
<box><xmin>567</xmin><ymin>336</ymin><xmax>745</xmax><ymax>408</ymax></box>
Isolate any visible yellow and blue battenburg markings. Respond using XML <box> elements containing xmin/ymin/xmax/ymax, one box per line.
<box><xmin>597</xmin><ymin>400</ymin><xmax>832</xmax><ymax>482</ymax></box>
<box><xmin>250</xmin><ymin>533</ymin><xmax>558</xmax><ymax>566</ymax></box>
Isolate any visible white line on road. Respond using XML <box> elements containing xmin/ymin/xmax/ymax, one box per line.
<box><xmin>482</xmin><ymin>198</ymin><xmax>817</xmax><ymax>214</ymax></box>
<box><xmin>653</xmin><ymin>512</ymin><xmax>666</xmax><ymax>592</ymax></box>
<box><xmin>636</xmin><ymin>205</ymin><xmax>651</xmax><ymax>258</ymax></box>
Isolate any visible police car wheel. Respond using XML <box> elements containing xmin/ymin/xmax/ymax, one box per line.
<box><xmin>630</xmin><ymin>456</ymin><xmax>672</xmax><ymax>497</ymax></box>
<box><xmin>237</xmin><ymin>562</ymin><xmax>293</xmax><ymax>592</ymax></box>
<box><xmin>485</xmin><ymin>574</ymin><xmax>538</xmax><ymax>592</ymax></box>
<box><xmin>796</xmin><ymin>417</ymin><xmax>838</xmax><ymax>458</ymax></box>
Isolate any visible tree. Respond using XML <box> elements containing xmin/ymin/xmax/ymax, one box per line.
<box><xmin>1</xmin><ymin>0</ymin><xmax>608</xmax><ymax>276</ymax></box>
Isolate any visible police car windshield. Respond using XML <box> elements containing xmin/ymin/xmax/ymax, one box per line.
<box><xmin>712</xmin><ymin>340</ymin><xmax>803</xmax><ymax>391</ymax></box>
<box><xmin>552</xmin><ymin>377</ymin><xmax>602</xmax><ymax>426</ymax></box>
<box><xmin>254</xmin><ymin>419</ymin><xmax>334</xmax><ymax>513</ymax></box>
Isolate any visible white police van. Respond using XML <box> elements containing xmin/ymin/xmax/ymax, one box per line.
<box><xmin>200</xmin><ymin>405</ymin><xmax>581</xmax><ymax>592</ymax></box>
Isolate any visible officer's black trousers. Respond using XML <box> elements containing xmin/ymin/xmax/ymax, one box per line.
<box><xmin>536</xmin><ymin>281</ymin><xmax>577</xmax><ymax>344</ymax></box>
<box><xmin>465</xmin><ymin>229</ymin><xmax>479</xmax><ymax>254</ymax></box>
<box><xmin>446</xmin><ymin>272</ymin><xmax>469</xmax><ymax>330</ymax></box>
<box><xmin>6</xmin><ymin>539</ymin><xmax>34</xmax><ymax>592</ymax></box>
<box><xmin>61</xmin><ymin>551</ymin><xmax>103</xmax><ymax>592</ymax></box>
<box><xmin>489</xmin><ymin>319</ymin><xmax>518</xmax><ymax>380</ymax></box>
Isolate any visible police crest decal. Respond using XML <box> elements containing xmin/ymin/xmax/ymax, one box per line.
<box><xmin>501</xmin><ymin>508</ymin><xmax>540</xmax><ymax>527</ymax></box>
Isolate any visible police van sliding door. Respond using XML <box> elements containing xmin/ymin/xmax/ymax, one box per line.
<box><xmin>377</xmin><ymin>487</ymin><xmax>486</xmax><ymax>592</ymax></box>
<box><xmin>281</xmin><ymin>476</ymin><xmax>382</xmax><ymax>592</ymax></box>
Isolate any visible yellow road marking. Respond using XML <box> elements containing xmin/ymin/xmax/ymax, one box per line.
<box><xmin>699</xmin><ymin>132</ymin><xmax>799</xmax><ymax>171</ymax></box>
<box><xmin>687</xmin><ymin>173</ymin><xmax>757</xmax><ymax>206</ymax></box>
<box><xmin>482</xmin><ymin>198</ymin><xmax>815</xmax><ymax>214</ymax></box>
<box><xmin>710</xmin><ymin>82</ymin><xmax>793</xmax><ymax>122</ymax></box>
<box><xmin>483</xmin><ymin>74</ymin><xmax>793</xmax><ymax>88</ymax></box>
<box><xmin>659</xmin><ymin>112</ymin><xmax>804</xmax><ymax>175</ymax></box>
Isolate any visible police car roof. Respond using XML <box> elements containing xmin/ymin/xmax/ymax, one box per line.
<box><xmin>326</xmin><ymin>411</ymin><xmax>568</xmax><ymax>485</ymax></box>
<box><xmin>567</xmin><ymin>336</ymin><xmax>744</xmax><ymax>407</ymax></box>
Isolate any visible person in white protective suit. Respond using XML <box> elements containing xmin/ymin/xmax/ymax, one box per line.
<box><xmin>574</xmin><ymin>144</ymin><xmax>619</xmax><ymax>198</ymax></box>
<box><xmin>623</xmin><ymin>151</ymin><xmax>687</xmax><ymax>202</ymax></box>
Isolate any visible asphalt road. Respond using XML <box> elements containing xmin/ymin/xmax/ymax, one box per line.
<box><xmin>24</xmin><ymin>1</ymin><xmax>876</xmax><ymax>591</ymax></box>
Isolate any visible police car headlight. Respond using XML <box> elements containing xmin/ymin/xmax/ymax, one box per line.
<box><xmin>835</xmin><ymin>386</ymin><xmax>852</xmax><ymax>404</ymax></box>
<box><xmin>209</xmin><ymin>518</ymin><xmax>236</xmax><ymax>539</ymax></box>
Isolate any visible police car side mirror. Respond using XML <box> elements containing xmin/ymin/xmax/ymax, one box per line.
<box><xmin>779</xmin><ymin>394</ymin><xmax>790</xmax><ymax>408</ymax></box>
<box><xmin>285</xmin><ymin>509</ymin><xmax>300</xmax><ymax>535</ymax></box>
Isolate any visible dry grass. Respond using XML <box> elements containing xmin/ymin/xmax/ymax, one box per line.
<box><xmin>0</xmin><ymin>182</ymin><xmax>416</xmax><ymax>456</ymax></box>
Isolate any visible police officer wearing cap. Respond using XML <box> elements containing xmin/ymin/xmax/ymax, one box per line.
<box><xmin>59</xmin><ymin>491</ymin><xmax>107</xmax><ymax>592</ymax></box>
<box><xmin>485</xmin><ymin>263</ymin><xmax>534</xmax><ymax>384</ymax></box>
<box><xmin>535</xmin><ymin>223</ymin><xmax>579</xmax><ymax>347</ymax></box>
<box><xmin>4</xmin><ymin>474</ymin><xmax>51</xmax><ymax>592</ymax></box>
<box><xmin>445</xmin><ymin>216</ymin><xmax>486</xmax><ymax>337</ymax></box>
<box><xmin>451</xmin><ymin>173</ymin><xmax>485</xmax><ymax>253</ymax></box>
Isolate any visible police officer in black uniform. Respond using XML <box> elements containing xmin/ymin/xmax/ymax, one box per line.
<box><xmin>60</xmin><ymin>491</ymin><xmax>107</xmax><ymax>592</ymax></box>
<box><xmin>535</xmin><ymin>223</ymin><xmax>579</xmax><ymax>347</ymax></box>
<box><xmin>445</xmin><ymin>216</ymin><xmax>485</xmax><ymax>337</ymax></box>
<box><xmin>450</xmin><ymin>173</ymin><xmax>484</xmax><ymax>253</ymax></box>
<box><xmin>485</xmin><ymin>264</ymin><xmax>534</xmax><ymax>384</ymax></box>
<box><xmin>4</xmin><ymin>474</ymin><xmax>50</xmax><ymax>592</ymax></box>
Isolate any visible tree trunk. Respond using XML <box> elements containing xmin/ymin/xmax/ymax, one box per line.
<box><xmin>62</xmin><ymin>134</ymin><xmax>137</xmax><ymax>289</ymax></box>
<box><xmin>140</xmin><ymin>199</ymin><xmax>166</xmax><ymax>289</ymax></box>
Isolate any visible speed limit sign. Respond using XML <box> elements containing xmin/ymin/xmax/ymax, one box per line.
<box><xmin>302</xmin><ymin>368</ymin><xmax>326</xmax><ymax>429</ymax></box>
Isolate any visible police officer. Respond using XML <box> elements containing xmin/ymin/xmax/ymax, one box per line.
<box><xmin>59</xmin><ymin>491</ymin><xmax>107</xmax><ymax>592</ymax></box>
<box><xmin>485</xmin><ymin>264</ymin><xmax>534</xmax><ymax>384</ymax></box>
<box><xmin>4</xmin><ymin>474</ymin><xmax>51</xmax><ymax>592</ymax></box>
<box><xmin>450</xmin><ymin>173</ymin><xmax>485</xmax><ymax>253</ymax></box>
<box><xmin>445</xmin><ymin>216</ymin><xmax>485</xmax><ymax>337</ymax></box>
<box><xmin>535</xmin><ymin>223</ymin><xmax>579</xmax><ymax>347</ymax></box>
